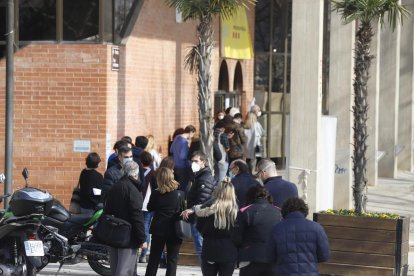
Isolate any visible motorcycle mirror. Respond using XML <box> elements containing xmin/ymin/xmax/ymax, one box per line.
<box><xmin>22</xmin><ymin>168</ymin><xmax>29</xmax><ymax>188</ymax></box>
<box><xmin>22</xmin><ymin>168</ymin><xmax>29</xmax><ymax>179</ymax></box>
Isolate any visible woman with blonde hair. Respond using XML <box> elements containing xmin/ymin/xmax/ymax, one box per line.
<box><xmin>244</xmin><ymin>111</ymin><xmax>264</xmax><ymax>173</ymax></box>
<box><xmin>145</xmin><ymin>167</ymin><xmax>184</xmax><ymax>276</ymax></box>
<box><xmin>182</xmin><ymin>178</ymin><xmax>239</xmax><ymax>276</ymax></box>
<box><xmin>145</xmin><ymin>135</ymin><xmax>162</xmax><ymax>169</ymax></box>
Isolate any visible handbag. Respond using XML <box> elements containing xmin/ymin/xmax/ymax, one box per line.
<box><xmin>174</xmin><ymin>191</ymin><xmax>192</xmax><ymax>239</ymax></box>
<box><xmin>95</xmin><ymin>214</ymin><xmax>132</xmax><ymax>248</ymax></box>
<box><xmin>69</xmin><ymin>181</ymin><xmax>81</xmax><ymax>214</ymax></box>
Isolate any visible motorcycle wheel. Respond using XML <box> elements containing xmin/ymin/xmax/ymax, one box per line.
<box><xmin>87</xmin><ymin>254</ymin><xmax>111</xmax><ymax>276</ymax></box>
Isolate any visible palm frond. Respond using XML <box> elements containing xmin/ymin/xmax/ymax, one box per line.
<box><xmin>184</xmin><ymin>45</ymin><xmax>200</xmax><ymax>74</ymax></box>
<box><xmin>331</xmin><ymin>0</ymin><xmax>410</xmax><ymax>29</ymax></box>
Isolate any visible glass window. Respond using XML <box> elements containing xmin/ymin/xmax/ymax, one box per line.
<box><xmin>114</xmin><ymin>0</ymin><xmax>135</xmax><ymax>42</ymax></box>
<box><xmin>0</xmin><ymin>0</ymin><xmax>6</xmax><ymax>42</ymax></box>
<box><xmin>19</xmin><ymin>0</ymin><xmax>56</xmax><ymax>41</ymax></box>
<box><xmin>63</xmin><ymin>0</ymin><xmax>99</xmax><ymax>41</ymax></box>
<box><xmin>254</xmin><ymin>53</ymin><xmax>269</xmax><ymax>91</ymax></box>
<box><xmin>254</xmin><ymin>0</ymin><xmax>270</xmax><ymax>52</ymax></box>
<box><xmin>0</xmin><ymin>45</ymin><xmax>5</xmax><ymax>60</ymax></box>
<box><xmin>102</xmin><ymin>0</ymin><xmax>113</xmax><ymax>42</ymax></box>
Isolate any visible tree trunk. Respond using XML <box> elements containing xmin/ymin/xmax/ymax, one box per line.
<box><xmin>196</xmin><ymin>15</ymin><xmax>214</xmax><ymax>170</ymax></box>
<box><xmin>352</xmin><ymin>21</ymin><xmax>373</xmax><ymax>214</ymax></box>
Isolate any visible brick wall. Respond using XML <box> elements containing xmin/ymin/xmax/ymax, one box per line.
<box><xmin>0</xmin><ymin>3</ymin><xmax>255</xmax><ymax>206</ymax></box>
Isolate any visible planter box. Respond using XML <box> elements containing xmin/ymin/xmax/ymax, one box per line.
<box><xmin>313</xmin><ymin>213</ymin><xmax>410</xmax><ymax>276</ymax></box>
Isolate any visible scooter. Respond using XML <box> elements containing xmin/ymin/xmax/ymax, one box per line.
<box><xmin>0</xmin><ymin>173</ymin><xmax>53</xmax><ymax>275</ymax></box>
<box><xmin>20</xmin><ymin>169</ymin><xmax>110</xmax><ymax>276</ymax></box>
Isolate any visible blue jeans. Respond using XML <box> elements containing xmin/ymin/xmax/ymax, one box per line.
<box><xmin>140</xmin><ymin>211</ymin><xmax>153</xmax><ymax>258</ymax></box>
<box><xmin>191</xmin><ymin>223</ymin><xmax>203</xmax><ymax>258</ymax></box>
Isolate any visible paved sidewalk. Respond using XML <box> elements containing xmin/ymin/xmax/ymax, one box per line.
<box><xmin>38</xmin><ymin>262</ymin><xmax>208</xmax><ymax>276</ymax></box>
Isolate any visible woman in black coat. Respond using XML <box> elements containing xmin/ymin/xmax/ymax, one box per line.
<box><xmin>182</xmin><ymin>178</ymin><xmax>239</xmax><ymax>276</ymax></box>
<box><xmin>233</xmin><ymin>186</ymin><xmax>282</xmax><ymax>276</ymax></box>
<box><xmin>145</xmin><ymin>167</ymin><xmax>184</xmax><ymax>276</ymax></box>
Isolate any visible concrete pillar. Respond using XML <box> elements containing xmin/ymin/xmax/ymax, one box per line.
<box><xmin>289</xmin><ymin>0</ymin><xmax>324</xmax><ymax>214</ymax></box>
<box><xmin>378</xmin><ymin>19</ymin><xmax>401</xmax><ymax>178</ymax></box>
<box><xmin>328</xmin><ymin>12</ymin><xmax>354</xmax><ymax>209</ymax></box>
<box><xmin>398</xmin><ymin>0</ymin><xmax>414</xmax><ymax>172</ymax></box>
<box><xmin>366</xmin><ymin>23</ymin><xmax>380</xmax><ymax>186</ymax></box>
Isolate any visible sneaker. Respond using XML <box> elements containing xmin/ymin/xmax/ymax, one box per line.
<box><xmin>139</xmin><ymin>256</ymin><xmax>147</xmax><ymax>263</ymax></box>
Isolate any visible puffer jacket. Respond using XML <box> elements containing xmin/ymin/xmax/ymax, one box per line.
<box><xmin>187</xmin><ymin>167</ymin><xmax>216</xmax><ymax>208</ymax></box>
<box><xmin>233</xmin><ymin>198</ymin><xmax>282</xmax><ymax>263</ymax></box>
<box><xmin>269</xmin><ymin>211</ymin><xmax>330</xmax><ymax>275</ymax></box>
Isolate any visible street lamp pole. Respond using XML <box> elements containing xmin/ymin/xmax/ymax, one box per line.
<box><xmin>4</xmin><ymin>0</ymin><xmax>14</xmax><ymax>208</ymax></box>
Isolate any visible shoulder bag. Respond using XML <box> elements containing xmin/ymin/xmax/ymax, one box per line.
<box><xmin>95</xmin><ymin>214</ymin><xmax>132</xmax><ymax>248</ymax></box>
<box><xmin>174</xmin><ymin>191</ymin><xmax>192</xmax><ymax>240</ymax></box>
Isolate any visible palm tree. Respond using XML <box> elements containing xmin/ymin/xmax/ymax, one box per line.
<box><xmin>331</xmin><ymin>0</ymin><xmax>409</xmax><ymax>214</ymax></box>
<box><xmin>165</xmin><ymin>0</ymin><xmax>255</xmax><ymax>169</ymax></box>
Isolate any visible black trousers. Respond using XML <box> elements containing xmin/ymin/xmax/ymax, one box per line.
<box><xmin>239</xmin><ymin>262</ymin><xmax>277</xmax><ymax>276</ymax></box>
<box><xmin>201</xmin><ymin>260</ymin><xmax>235</xmax><ymax>276</ymax></box>
<box><xmin>145</xmin><ymin>235</ymin><xmax>182</xmax><ymax>276</ymax></box>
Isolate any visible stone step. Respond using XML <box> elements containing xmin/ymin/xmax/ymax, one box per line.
<box><xmin>178</xmin><ymin>240</ymin><xmax>198</xmax><ymax>266</ymax></box>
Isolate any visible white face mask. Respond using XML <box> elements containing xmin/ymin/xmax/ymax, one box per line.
<box><xmin>257</xmin><ymin>111</ymin><xmax>262</xmax><ymax>117</ymax></box>
<box><xmin>123</xmin><ymin>157</ymin><xmax>133</xmax><ymax>165</ymax></box>
<box><xmin>218</xmin><ymin>115</ymin><xmax>224</xmax><ymax>120</ymax></box>
<box><xmin>191</xmin><ymin>162</ymin><xmax>201</xmax><ymax>173</ymax></box>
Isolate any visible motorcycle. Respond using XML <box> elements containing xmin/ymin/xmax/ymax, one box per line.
<box><xmin>20</xmin><ymin>169</ymin><xmax>111</xmax><ymax>276</ymax></box>
<box><xmin>0</xmin><ymin>173</ymin><xmax>53</xmax><ymax>275</ymax></box>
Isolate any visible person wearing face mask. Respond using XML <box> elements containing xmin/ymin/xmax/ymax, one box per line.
<box><xmin>229</xmin><ymin>159</ymin><xmax>261</xmax><ymax>208</ymax></box>
<box><xmin>102</xmin><ymin>146</ymin><xmax>139</xmax><ymax>200</ymax></box>
<box><xmin>244</xmin><ymin>106</ymin><xmax>265</xmax><ymax>174</ymax></box>
<box><xmin>104</xmin><ymin>160</ymin><xmax>147</xmax><ymax>276</ymax></box>
<box><xmin>256</xmin><ymin>159</ymin><xmax>298</xmax><ymax>208</ymax></box>
<box><xmin>227</xmin><ymin>114</ymin><xmax>247</xmax><ymax>164</ymax></box>
<box><xmin>186</xmin><ymin>151</ymin><xmax>216</xmax><ymax>262</ymax></box>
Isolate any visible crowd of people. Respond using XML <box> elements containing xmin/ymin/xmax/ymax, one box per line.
<box><xmin>75</xmin><ymin>105</ymin><xmax>331</xmax><ymax>276</ymax></box>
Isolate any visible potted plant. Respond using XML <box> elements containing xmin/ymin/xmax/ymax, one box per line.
<box><xmin>313</xmin><ymin>1</ymin><xmax>410</xmax><ymax>275</ymax></box>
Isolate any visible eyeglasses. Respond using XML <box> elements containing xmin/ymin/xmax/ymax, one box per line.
<box><xmin>255</xmin><ymin>170</ymin><xmax>263</xmax><ymax>178</ymax></box>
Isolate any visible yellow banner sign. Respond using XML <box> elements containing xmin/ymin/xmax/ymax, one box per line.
<box><xmin>221</xmin><ymin>6</ymin><xmax>253</xmax><ymax>60</ymax></box>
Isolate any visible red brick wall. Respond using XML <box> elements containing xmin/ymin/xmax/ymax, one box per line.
<box><xmin>0</xmin><ymin>3</ymin><xmax>255</xmax><ymax>206</ymax></box>
<box><xmin>0</xmin><ymin>45</ymin><xmax>108</xmax><ymax>205</ymax></box>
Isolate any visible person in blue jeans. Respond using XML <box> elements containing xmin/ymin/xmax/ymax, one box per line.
<box><xmin>139</xmin><ymin>151</ymin><xmax>156</xmax><ymax>263</ymax></box>
<box><xmin>185</xmin><ymin>151</ymin><xmax>216</xmax><ymax>261</ymax></box>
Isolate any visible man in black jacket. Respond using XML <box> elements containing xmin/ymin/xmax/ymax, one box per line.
<box><xmin>229</xmin><ymin>159</ymin><xmax>261</xmax><ymax>208</ymax></box>
<box><xmin>102</xmin><ymin>146</ymin><xmax>135</xmax><ymax>199</ymax></box>
<box><xmin>104</xmin><ymin>160</ymin><xmax>146</xmax><ymax>275</ymax></box>
<box><xmin>187</xmin><ymin>151</ymin><xmax>216</xmax><ymax>259</ymax></box>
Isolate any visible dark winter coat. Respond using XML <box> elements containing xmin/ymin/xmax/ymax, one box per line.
<box><xmin>196</xmin><ymin>209</ymin><xmax>238</xmax><ymax>263</ymax></box>
<box><xmin>233</xmin><ymin>198</ymin><xmax>282</xmax><ymax>263</ymax></box>
<box><xmin>78</xmin><ymin>168</ymin><xmax>103</xmax><ymax>210</ymax></box>
<box><xmin>269</xmin><ymin>211</ymin><xmax>330</xmax><ymax>275</ymax></box>
<box><xmin>104</xmin><ymin>175</ymin><xmax>146</xmax><ymax>249</ymax></box>
<box><xmin>232</xmin><ymin>172</ymin><xmax>261</xmax><ymax>208</ymax></box>
<box><xmin>147</xmin><ymin>189</ymin><xmax>184</xmax><ymax>238</ymax></box>
<box><xmin>187</xmin><ymin>167</ymin><xmax>216</xmax><ymax>208</ymax></box>
<box><xmin>102</xmin><ymin>163</ymin><xmax>123</xmax><ymax>197</ymax></box>
<box><xmin>264</xmin><ymin>176</ymin><xmax>298</xmax><ymax>208</ymax></box>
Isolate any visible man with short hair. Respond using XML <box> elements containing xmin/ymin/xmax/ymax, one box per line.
<box><xmin>102</xmin><ymin>146</ymin><xmax>135</xmax><ymax>198</ymax></box>
<box><xmin>229</xmin><ymin>159</ymin><xmax>261</xmax><ymax>208</ymax></box>
<box><xmin>186</xmin><ymin>151</ymin><xmax>215</xmax><ymax>260</ymax></box>
<box><xmin>170</xmin><ymin>125</ymin><xmax>196</xmax><ymax>191</ymax></box>
<box><xmin>256</xmin><ymin>159</ymin><xmax>298</xmax><ymax>208</ymax></box>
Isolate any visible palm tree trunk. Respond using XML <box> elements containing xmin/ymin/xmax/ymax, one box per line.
<box><xmin>352</xmin><ymin>21</ymin><xmax>373</xmax><ymax>214</ymax></box>
<box><xmin>196</xmin><ymin>15</ymin><xmax>214</xmax><ymax>170</ymax></box>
